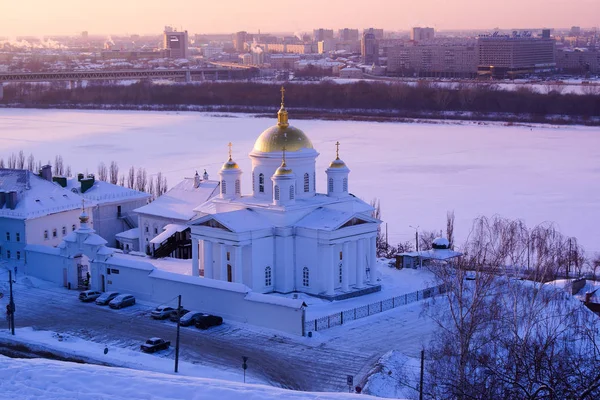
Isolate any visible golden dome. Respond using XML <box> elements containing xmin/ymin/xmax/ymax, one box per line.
<box><xmin>274</xmin><ymin>161</ymin><xmax>293</xmax><ymax>176</ymax></box>
<box><xmin>222</xmin><ymin>157</ymin><xmax>239</xmax><ymax>170</ymax></box>
<box><xmin>329</xmin><ymin>158</ymin><xmax>347</xmax><ymax>169</ymax></box>
<box><xmin>253</xmin><ymin>125</ymin><xmax>314</xmax><ymax>153</ymax></box>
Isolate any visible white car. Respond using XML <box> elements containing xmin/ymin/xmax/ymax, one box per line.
<box><xmin>151</xmin><ymin>305</ymin><xmax>175</xmax><ymax>320</ymax></box>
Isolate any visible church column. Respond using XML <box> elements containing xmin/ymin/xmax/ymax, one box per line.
<box><xmin>203</xmin><ymin>240</ymin><xmax>213</xmax><ymax>279</ymax></box>
<box><xmin>342</xmin><ymin>241</ymin><xmax>350</xmax><ymax>291</ymax></box>
<box><xmin>220</xmin><ymin>244</ymin><xmax>227</xmax><ymax>281</ymax></box>
<box><xmin>356</xmin><ymin>239</ymin><xmax>365</xmax><ymax>288</ymax></box>
<box><xmin>234</xmin><ymin>245</ymin><xmax>243</xmax><ymax>284</ymax></box>
<box><xmin>326</xmin><ymin>245</ymin><xmax>335</xmax><ymax>296</ymax></box>
<box><xmin>369</xmin><ymin>236</ymin><xmax>377</xmax><ymax>284</ymax></box>
<box><xmin>191</xmin><ymin>237</ymin><xmax>199</xmax><ymax>277</ymax></box>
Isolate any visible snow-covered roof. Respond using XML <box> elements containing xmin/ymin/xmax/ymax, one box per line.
<box><xmin>192</xmin><ymin>209</ymin><xmax>272</xmax><ymax>232</ymax></box>
<box><xmin>295</xmin><ymin>207</ymin><xmax>378</xmax><ymax>231</ymax></box>
<box><xmin>135</xmin><ymin>178</ymin><xmax>219</xmax><ymax>221</ymax></box>
<box><xmin>397</xmin><ymin>248</ymin><xmax>462</xmax><ymax>260</ymax></box>
<box><xmin>148</xmin><ymin>269</ymin><xmax>249</xmax><ymax>293</ymax></box>
<box><xmin>65</xmin><ymin>178</ymin><xmax>150</xmax><ymax>204</ymax></box>
<box><xmin>0</xmin><ymin>169</ymin><xmax>86</xmax><ymax>220</ymax></box>
<box><xmin>150</xmin><ymin>224</ymin><xmax>188</xmax><ymax>244</ymax></box>
<box><xmin>432</xmin><ymin>237</ymin><xmax>450</xmax><ymax>247</ymax></box>
<box><xmin>83</xmin><ymin>234</ymin><xmax>108</xmax><ymax>246</ymax></box>
<box><xmin>115</xmin><ymin>228</ymin><xmax>140</xmax><ymax>240</ymax></box>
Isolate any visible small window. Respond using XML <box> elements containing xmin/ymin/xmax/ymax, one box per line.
<box><xmin>226</xmin><ymin>251</ymin><xmax>230</xmax><ymax>261</ymax></box>
<box><xmin>145</xmin><ymin>226</ymin><xmax>149</xmax><ymax>233</ymax></box>
<box><xmin>44</xmin><ymin>230</ymin><xmax>49</xmax><ymax>240</ymax></box>
<box><xmin>62</xmin><ymin>226</ymin><xmax>66</xmax><ymax>236</ymax></box>
<box><xmin>110</xmin><ymin>269</ymin><xmax>120</xmax><ymax>274</ymax></box>
<box><xmin>265</xmin><ymin>266</ymin><xmax>272</xmax><ymax>286</ymax></box>
<box><xmin>52</xmin><ymin>229</ymin><xmax>57</xmax><ymax>238</ymax></box>
<box><xmin>16</xmin><ymin>251</ymin><xmax>20</xmax><ymax>260</ymax></box>
<box><xmin>107</xmin><ymin>268</ymin><xmax>111</xmax><ymax>275</ymax></box>
<box><xmin>303</xmin><ymin>173</ymin><xmax>309</xmax><ymax>192</ymax></box>
<box><xmin>72</xmin><ymin>224</ymin><xmax>76</xmax><ymax>231</ymax></box>
<box><xmin>7</xmin><ymin>250</ymin><xmax>10</xmax><ymax>259</ymax></box>
<box><xmin>328</xmin><ymin>178</ymin><xmax>334</xmax><ymax>192</ymax></box>
<box><xmin>221</xmin><ymin>180</ymin><xmax>227</xmax><ymax>195</ymax></box>
<box><xmin>302</xmin><ymin>267</ymin><xmax>309</xmax><ymax>287</ymax></box>
<box><xmin>274</xmin><ymin>185</ymin><xmax>280</xmax><ymax>200</ymax></box>
<box><xmin>259</xmin><ymin>173</ymin><xmax>265</xmax><ymax>193</ymax></box>
<box><xmin>154</xmin><ymin>227</ymin><xmax>158</xmax><ymax>234</ymax></box>
<box><xmin>340</xmin><ymin>251</ymin><xmax>343</xmax><ymax>260</ymax></box>
<box><xmin>5</xmin><ymin>232</ymin><xmax>9</xmax><ymax>241</ymax></box>
<box><xmin>235</xmin><ymin>179</ymin><xmax>241</xmax><ymax>195</ymax></box>
<box><xmin>289</xmin><ymin>185</ymin><xmax>295</xmax><ymax>200</ymax></box>
<box><xmin>15</xmin><ymin>232</ymin><xmax>20</xmax><ymax>242</ymax></box>
<box><xmin>343</xmin><ymin>178</ymin><xmax>348</xmax><ymax>192</ymax></box>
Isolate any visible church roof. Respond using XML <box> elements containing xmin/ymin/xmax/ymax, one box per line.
<box><xmin>191</xmin><ymin>209</ymin><xmax>273</xmax><ymax>233</ymax></box>
<box><xmin>295</xmin><ymin>207</ymin><xmax>379</xmax><ymax>231</ymax></box>
<box><xmin>134</xmin><ymin>178</ymin><xmax>219</xmax><ymax>221</ymax></box>
<box><xmin>65</xmin><ymin>178</ymin><xmax>150</xmax><ymax>203</ymax></box>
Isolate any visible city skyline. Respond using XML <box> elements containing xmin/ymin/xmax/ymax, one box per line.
<box><xmin>1</xmin><ymin>0</ymin><xmax>599</xmax><ymax>37</ymax></box>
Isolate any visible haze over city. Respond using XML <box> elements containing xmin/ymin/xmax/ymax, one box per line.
<box><xmin>1</xmin><ymin>0</ymin><xmax>599</xmax><ymax>36</ymax></box>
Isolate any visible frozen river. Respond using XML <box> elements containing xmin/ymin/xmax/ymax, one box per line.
<box><xmin>1</xmin><ymin>108</ymin><xmax>599</xmax><ymax>252</ymax></box>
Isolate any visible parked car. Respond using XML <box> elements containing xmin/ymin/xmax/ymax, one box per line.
<box><xmin>140</xmin><ymin>337</ymin><xmax>170</xmax><ymax>353</ymax></box>
<box><xmin>109</xmin><ymin>294</ymin><xmax>136</xmax><ymax>309</ymax></box>
<box><xmin>179</xmin><ymin>311</ymin><xmax>205</xmax><ymax>327</ymax></box>
<box><xmin>151</xmin><ymin>305</ymin><xmax>175</xmax><ymax>320</ymax></box>
<box><xmin>169</xmin><ymin>308</ymin><xmax>190</xmax><ymax>322</ymax></box>
<box><xmin>194</xmin><ymin>314</ymin><xmax>223</xmax><ymax>330</ymax></box>
<box><xmin>95</xmin><ymin>291</ymin><xmax>120</xmax><ymax>305</ymax></box>
<box><xmin>79</xmin><ymin>290</ymin><xmax>102</xmax><ymax>302</ymax></box>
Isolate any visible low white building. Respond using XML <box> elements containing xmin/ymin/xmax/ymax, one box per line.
<box><xmin>0</xmin><ymin>167</ymin><xmax>88</xmax><ymax>268</ymax></box>
<box><xmin>134</xmin><ymin>171</ymin><xmax>219</xmax><ymax>258</ymax></box>
<box><xmin>188</xmin><ymin>93</ymin><xmax>382</xmax><ymax>300</ymax></box>
<box><xmin>339</xmin><ymin>67</ymin><xmax>364</xmax><ymax>79</ymax></box>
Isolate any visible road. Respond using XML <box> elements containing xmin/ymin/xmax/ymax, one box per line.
<box><xmin>3</xmin><ymin>276</ymin><xmax>435</xmax><ymax>392</ymax></box>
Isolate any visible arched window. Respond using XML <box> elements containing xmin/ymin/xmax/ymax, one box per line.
<box><xmin>313</xmin><ymin>172</ymin><xmax>316</xmax><ymax>191</ymax></box>
<box><xmin>265</xmin><ymin>266</ymin><xmax>272</xmax><ymax>286</ymax></box>
<box><xmin>303</xmin><ymin>173</ymin><xmax>310</xmax><ymax>192</ymax></box>
<box><xmin>274</xmin><ymin>185</ymin><xmax>280</xmax><ymax>200</ymax></box>
<box><xmin>235</xmin><ymin>179</ymin><xmax>241</xmax><ymax>194</ymax></box>
<box><xmin>343</xmin><ymin>178</ymin><xmax>348</xmax><ymax>192</ymax></box>
<box><xmin>289</xmin><ymin>185</ymin><xmax>295</xmax><ymax>200</ymax></box>
<box><xmin>259</xmin><ymin>173</ymin><xmax>265</xmax><ymax>193</ymax></box>
<box><xmin>72</xmin><ymin>224</ymin><xmax>76</xmax><ymax>231</ymax></box>
<box><xmin>328</xmin><ymin>178</ymin><xmax>334</xmax><ymax>192</ymax></box>
<box><xmin>221</xmin><ymin>180</ymin><xmax>227</xmax><ymax>194</ymax></box>
<box><xmin>252</xmin><ymin>171</ymin><xmax>255</xmax><ymax>193</ymax></box>
<box><xmin>302</xmin><ymin>267</ymin><xmax>309</xmax><ymax>287</ymax></box>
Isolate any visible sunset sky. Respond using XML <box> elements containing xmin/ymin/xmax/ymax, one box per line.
<box><xmin>1</xmin><ymin>0</ymin><xmax>598</xmax><ymax>36</ymax></box>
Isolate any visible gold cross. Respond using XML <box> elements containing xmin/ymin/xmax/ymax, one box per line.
<box><xmin>280</xmin><ymin>86</ymin><xmax>285</xmax><ymax>107</ymax></box>
<box><xmin>335</xmin><ymin>141</ymin><xmax>340</xmax><ymax>159</ymax></box>
<box><xmin>228</xmin><ymin>142</ymin><xmax>233</xmax><ymax>160</ymax></box>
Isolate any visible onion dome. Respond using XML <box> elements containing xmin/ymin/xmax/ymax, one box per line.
<box><xmin>329</xmin><ymin>141</ymin><xmax>348</xmax><ymax>169</ymax></box>
<box><xmin>221</xmin><ymin>142</ymin><xmax>240</xmax><ymax>170</ymax></box>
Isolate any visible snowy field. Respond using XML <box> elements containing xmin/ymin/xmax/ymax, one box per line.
<box><xmin>1</xmin><ymin>109</ymin><xmax>599</xmax><ymax>252</ymax></box>
<box><xmin>0</xmin><ymin>356</ymin><xmax>378</xmax><ymax>400</ymax></box>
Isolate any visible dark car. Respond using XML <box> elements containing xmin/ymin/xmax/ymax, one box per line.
<box><xmin>109</xmin><ymin>294</ymin><xmax>136</xmax><ymax>309</ymax></box>
<box><xmin>95</xmin><ymin>291</ymin><xmax>120</xmax><ymax>305</ymax></box>
<box><xmin>194</xmin><ymin>314</ymin><xmax>223</xmax><ymax>330</ymax></box>
<box><xmin>140</xmin><ymin>337</ymin><xmax>170</xmax><ymax>353</ymax></box>
<box><xmin>169</xmin><ymin>308</ymin><xmax>190</xmax><ymax>322</ymax></box>
<box><xmin>79</xmin><ymin>290</ymin><xmax>102</xmax><ymax>302</ymax></box>
<box><xmin>179</xmin><ymin>311</ymin><xmax>205</xmax><ymax>327</ymax></box>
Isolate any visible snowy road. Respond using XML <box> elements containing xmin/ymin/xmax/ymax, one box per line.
<box><xmin>2</xmin><ymin>277</ymin><xmax>437</xmax><ymax>392</ymax></box>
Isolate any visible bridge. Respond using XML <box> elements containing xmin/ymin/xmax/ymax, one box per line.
<box><xmin>0</xmin><ymin>66</ymin><xmax>259</xmax><ymax>99</ymax></box>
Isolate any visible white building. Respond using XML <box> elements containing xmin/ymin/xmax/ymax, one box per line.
<box><xmin>134</xmin><ymin>171</ymin><xmax>219</xmax><ymax>258</ymax></box>
<box><xmin>0</xmin><ymin>167</ymin><xmax>89</xmax><ymax>268</ymax></box>
<box><xmin>189</xmin><ymin>91</ymin><xmax>381</xmax><ymax>300</ymax></box>
<box><xmin>64</xmin><ymin>175</ymin><xmax>150</xmax><ymax>248</ymax></box>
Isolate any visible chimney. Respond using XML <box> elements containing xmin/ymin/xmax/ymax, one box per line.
<box><xmin>0</xmin><ymin>191</ymin><xmax>5</xmax><ymax>208</ymax></box>
<box><xmin>194</xmin><ymin>171</ymin><xmax>201</xmax><ymax>188</ymax></box>
<box><xmin>585</xmin><ymin>292</ymin><xmax>593</xmax><ymax>304</ymax></box>
<box><xmin>81</xmin><ymin>177</ymin><xmax>95</xmax><ymax>193</ymax></box>
<box><xmin>77</xmin><ymin>173</ymin><xmax>84</xmax><ymax>182</ymax></box>
<box><xmin>40</xmin><ymin>165</ymin><xmax>52</xmax><ymax>181</ymax></box>
<box><xmin>203</xmin><ymin>169</ymin><xmax>209</xmax><ymax>180</ymax></box>
<box><xmin>6</xmin><ymin>191</ymin><xmax>18</xmax><ymax>210</ymax></box>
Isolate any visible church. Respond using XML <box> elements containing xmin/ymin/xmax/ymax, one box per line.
<box><xmin>189</xmin><ymin>89</ymin><xmax>381</xmax><ymax>299</ymax></box>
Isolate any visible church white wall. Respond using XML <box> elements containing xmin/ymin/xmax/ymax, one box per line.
<box><xmin>295</xmin><ymin>235</ymin><xmax>319</xmax><ymax>295</ymax></box>
<box><xmin>250</xmin><ymin>236</ymin><xmax>274</xmax><ymax>293</ymax></box>
<box><xmin>250</xmin><ymin>154</ymin><xmax>316</xmax><ymax>201</ymax></box>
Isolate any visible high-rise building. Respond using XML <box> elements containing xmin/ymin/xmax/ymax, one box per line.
<box><xmin>387</xmin><ymin>42</ymin><xmax>477</xmax><ymax>77</ymax></box>
<box><xmin>363</xmin><ymin>28</ymin><xmax>384</xmax><ymax>40</ymax></box>
<box><xmin>313</xmin><ymin>29</ymin><xmax>334</xmax><ymax>42</ymax></box>
<box><xmin>163</xmin><ymin>26</ymin><xmax>188</xmax><ymax>59</ymax></box>
<box><xmin>338</xmin><ymin>28</ymin><xmax>359</xmax><ymax>42</ymax></box>
<box><xmin>361</xmin><ymin>31</ymin><xmax>379</xmax><ymax>65</ymax></box>
<box><xmin>234</xmin><ymin>31</ymin><xmax>248</xmax><ymax>52</ymax></box>
<box><xmin>571</xmin><ymin>26</ymin><xmax>582</xmax><ymax>36</ymax></box>
<box><xmin>477</xmin><ymin>32</ymin><xmax>556</xmax><ymax>78</ymax></box>
<box><xmin>411</xmin><ymin>27</ymin><xmax>435</xmax><ymax>41</ymax></box>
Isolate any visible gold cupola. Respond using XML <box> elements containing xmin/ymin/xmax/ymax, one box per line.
<box><xmin>252</xmin><ymin>87</ymin><xmax>314</xmax><ymax>153</ymax></box>
<box><xmin>274</xmin><ymin>146</ymin><xmax>293</xmax><ymax>176</ymax></box>
<box><xmin>329</xmin><ymin>141</ymin><xmax>348</xmax><ymax>169</ymax></box>
<box><xmin>221</xmin><ymin>142</ymin><xmax>240</xmax><ymax>170</ymax></box>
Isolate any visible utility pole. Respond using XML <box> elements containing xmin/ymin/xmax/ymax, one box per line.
<box><xmin>385</xmin><ymin>223</ymin><xmax>389</xmax><ymax>252</ymax></box>
<box><xmin>568</xmin><ymin>238</ymin><xmax>572</xmax><ymax>279</ymax></box>
<box><xmin>419</xmin><ymin>349</ymin><xmax>425</xmax><ymax>400</ymax></box>
<box><xmin>8</xmin><ymin>270</ymin><xmax>15</xmax><ymax>335</ymax></box>
<box><xmin>174</xmin><ymin>294</ymin><xmax>181</xmax><ymax>373</ymax></box>
<box><xmin>242</xmin><ymin>356</ymin><xmax>248</xmax><ymax>383</ymax></box>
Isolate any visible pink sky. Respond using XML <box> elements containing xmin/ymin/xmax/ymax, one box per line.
<box><xmin>1</xmin><ymin>0</ymin><xmax>598</xmax><ymax>36</ymax></box>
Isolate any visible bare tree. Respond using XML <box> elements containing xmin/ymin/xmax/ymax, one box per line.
<box><xmin>7</xmin><ymin>153</ymin><xmax>17</xmax><ymax>168</ymax></box>
<box><xmin>135</xmin><ymin>168</ymin><xmax>147</xmax><ymax>192</ymax></box>
<box><xmin>65</xmin><ymin>165</ymin><xmax>72</xmax><ymax>177</ymax></box>
<box><xmin>127</xmin><ymin>166</ymin><xmax>135</xmax><ymax>189</ymax></box>
<box><xmin>118</xmin><ymin>174</ymin><xmax>125</xmax><ymax>187</ymax></box>
<box><xmin>26</xmin><ymin>153</ymin><xmax>35</xmax><ymax>171</ymax></box>
<box><xmin>16</xmin><ymin>150</ymin><xmax>25</xmax><ymax>169</ymax></box>
<box><xmin>0</xmin><ymin>158</ymin><xmax>4</xmax><ymax>168</ymax></box>
<box><xmin>419</xmin><ymin>230</ymin><xmax>438</xmax><ymax>251</ymax></box>
<box><xmin>446</xmin><ymin>210</ymin><xmax>455</xmax><ymax>250</ymax></box>
<box><xmin>148</xmin><ymin>177</ymin><xmax>155</xmax><ymax>200</ymax></box>
<box><xmin>109</xmin><ymin>161</ymin><xmax>119</xmax><ymax>184</ymax></box>
<box><xmin>97</xmin><ymin>162</ymin><xmax>108</xmax><ymax>181</ymax></box>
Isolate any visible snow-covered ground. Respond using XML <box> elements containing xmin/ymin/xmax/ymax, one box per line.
<box><xmin>1</xmin><ymin>109</ymin><xmax>599</xmax><ymax>253</ymax></box>
<box><xmin>0</xmin><ymin>356</ymin><xmax>380</xmax><ymax>400</ymax></box>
